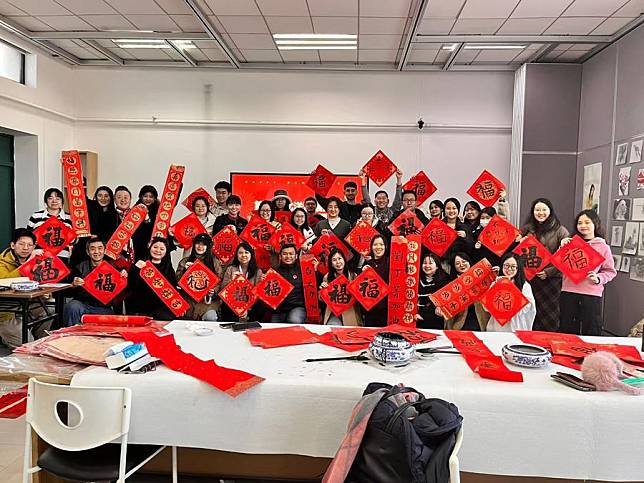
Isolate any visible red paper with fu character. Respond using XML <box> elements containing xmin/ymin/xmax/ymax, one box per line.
<box><xmin>178</xmin><ymin>260</ymin><xmax>221</xmax><ymax>303</ymax></box>
<box><xmin>182</xmin><ymin>187</ymin><xmax>215</xmax><ymax>212</ymax></box>
<box><xmin>254</xmin><ymin>269</ymin><xmax>294</xmax><ymax>310</ymax></box>
<box><xmin>219</xmin><ymin>274</ymin><xmax>257</xmax><ymax>318</ymax></box>
<box><xmin>139</xmin><ymin>261</ymin><xmax>189</xmax><ymax>317</ymax></box>
<box><xmin>349</xmin><ymin>266</ymin><xmax>388</xmax><ymax>311</ymax></box>
<box><xmin>151</xmin><ymin>165</ymin><xmax>185</xmax><ymax>240</ymax></box>
<box><xmin>212</xmin><ymin>226</ymin><xmax>242</xmax><ymax>265</ymax></box>
<box><xmin>105</xmin><ymin>205</ymin><xmax>148</xmax><ymax>260</ymax></box>
<box><xmin>402</xmin><ymin>171</ymin><xmax>437</xmax><ymax>206</ymax></box>
<box><xmin>345</xmin><ymin>220</ymin><xmax>380</xmax><ymax>257</ymax></box>
<box><xmin>478</xmin><ymin>215</ymin><xmax>520</xmax><ymax>257</ymax></box>
<box><xmin>274</xmin><ymin>211</ymin><xmax>291</xmax><ymax>225</ymax></box>
<box><xmin>33</xmin><ymin>216</ymin><xmax>76</xmax><ymax>256</ymax></box>
<box><xmin>421</xmin><ymin>217</ymin><xmax>458</xmax><ymax>257</ymax></box>
<box><xmin>172</xmin><ymin>213</ymin><xmax>207</xmax><ymax>249</ymax></box>
<box><xmin>82</xmin><ymin>261</ymin><xmax>127</xmax><ymax>305</ymax></box>
<box><xmin>550</xmin><ymin>235</ymin><xmax>605</xmax><ymax>284</ymax></box>
<box><xmin>310</xmin><ymin>232</ymin><xmax>351</xmax><ymax>275</ymax></box>
<box><xmin>307</xmin><ymin>164</ymin><xmax>337</xmax><ymax>197</ymax></box>
<box><xmin>513</xmin><ymin>235</ymin><xmax>551</xmax><ymax>281</ymax></box>
<box><xmin>481</xmin><ymin>278</ymin><xmax>529</xmax><ymax>326</ymax></box>
<box><xmin>61</xmin><ymin>150</ymin><xmax>91</xmax><ymax>237</ymax></box>
<box><xmin>19</xmin><ymin>252</ymin><xmax>70</xmax><ymax>284</ymax></box>
<box><xmin>320</xmin><ymin>274</ymin><xmax>355</xmax><ymax>317</ymax></box>
<box><xmin>466</xmin><ymin>170</ymin><xmax>505</xmax><ymax>207</ymax></box>
<box><xmin>269</xmin><ymin>223</ymin><xmax>305</xmax><ymax>252</ymax></box>
<box><xmin>241</xmin><ymin>215</ymin><xmax>276</xmax><ymax>250</ymax></box>
<box><xmin>362</xmin><ymin>150</ymin><xmax>397</xmax><ymax>187</ymax></box>
<box><xmin>388</xmin><ymin>209</ymin><xmax>425</xmax><ymax>237</ymax></box>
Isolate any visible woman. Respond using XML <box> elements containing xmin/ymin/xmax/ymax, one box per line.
<box><xmin>559</xmin><ymin>210</ymin><xmax>616</xmax><ymax>335</ymax></box>
<box><xmin>91</xmin><ymin>186</ymin><xmax>119</xmax><ymax>242</ymax></box>
<box><xmin>132</xmin><ymin>185</ymin><xmax>160</xmax><ymax>261</ymax></box>
<box><xmin>319</xmin><ymin>248</ymin><xmax>362</xmax><ymax>326</ymax></box>
<box><xmin>258</xmin><ymin>200</ymin><xmax>281</xmax><ymax>230</ymax></box>
<box><xmin>428</xmin><ymin>199</ymin><xmax>444</xmax><ymax>219</ymax></box>
<box><xmin>127</xmin><ymin>237</ymin><xmax>176</xmax><ymax>321</ymax></box>
<box><xmin>463</xmin><ymin>201</ymin><xmax>482</xmax><ymax>232</ymax></box>
<box><xmin>472</xmin><ymin>206</ymin><xmax>505</xmax><ymax>268</ymax></box>
<box><xmin>361</xmin><ymin>235</ymin><xmax>389</xmax><ymax>327</ymax></box>
<box><xmin>442</xmin><ymin>198</ymin><xmax>474</xmax><ymax>268</ymax></box>
<box><xmin>417</xmin><ymin>252</ymin><xmax>451</xmax><ymax>330</ymax></box>
<box><xmin>486</xmin><ymin>253</ymin><xmax>536</xmax><ymax>332</ymax></box>
<box><xmin>290</xmin><ymin>207</ymin><xmax>316</xmax><ymax>251</ymax></box>
<box><xmin>181</xmin><ymin>196</ymin><xmax>217</xmax><ymax>258</ymax></box>
<box><xmin>212</xmin><ymin>195</ymin><xmax>248</xmax><ymax>235</ymax></box>
<box><xmin>28</xmin><ymin>188</ymin><xmax>73</xmax><ymax>261</ymax></box>
<box><xmin>220</xmin><ymin>241</ymin><xmax>266</xmax><ymax>322</ymax></box>
<box><xmin>445</xmin><ymin>252</ymin><xmax>490</xmax><ymax>331</ymax></box>
<box><xmin>271</xmin><ymin>189</ymin><xmax>292</xmax><ymax>213</ymax></box>
<box><xmin>584</xmin><ymin>184</ymin><xmax>597</xmax><ymax>212</ymax></box>
<box><xmin>314</xmin><ymin>197</ymin><xmax>351</xmax><ymax>239</ymax></box>
<box><xmin>360</xmin><ymin>203</ymin><xmax>388</xmax><ymax>236</ymax></box>
<box><xmin>521</xmin><ymin>198</ymin><xmax>569</xmax><ymax>332</ymax></box>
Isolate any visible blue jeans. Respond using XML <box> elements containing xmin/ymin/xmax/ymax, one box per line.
<box><xmin>63</xmin><ymin>300</ymin><xmax>114</xmax><ymax>326</ymax></box>
<box><xmin>271</xmin><ymin>307</ymin><xmax>307</xmax><ymax>324</ymax></box>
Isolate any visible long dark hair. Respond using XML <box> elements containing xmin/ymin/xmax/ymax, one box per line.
<box><xmin>147</xmin><ymin>236</ymin><xmax>173</xmax><ymax>272</ymax></box>
<box><xmin>187</xmin><ymin>234</ymin><xmax>217</xmax><ymax>271</ymax></box>
<box><xmin>450</xmin><ymin>252</ymin><xmax>472</xmax><ymax>278</ymax></box>
<box><xmin>523</xmin><ymin>198</ymin><xmax>561</xmax><ymax>236</ymax></box>
<box><xmin>137</xmin><ymin>185</ymin><xmax>160</xmax><ymax>218</ymax></box>
<box><xmin>368</xmin><ymin>234</ymin><xmax>388</xmax><ymax>260</ymax></box>
<box><xmin>258</xmin><ymin>200</ymin><xmax>274</xmax><ymax>222</ymax></box>
<box><xmin>231</xmin><ymin>241</ymin><xmax>258</xmax><ymax>279</ymax></box>
<box><xmin>463</xmin><ymin>200</ymin><xmax>481</xmax><ymax>227</ymax></box>
<box><xmin>429</xmin><ymin>199</ymin><xmax>444</xmax><ymax>217</ymax></box>
<box><xmin>290</xmin><ymin>207</ymin><xmax>310</xmax><ymax>231</ymax></box>
<box><xmin>327</xmin><ymin>248</ymin><xmax>351</xmax><ymax>283</ymax></box>
<box><xmin>573</xmin><ymin>209</ymin><xmax>605</xmax><ymax>239</ymax></box>
<box><xmin>191</xmin><ymin>196</ymin><xmax>210</xmax><ymax>214</ymax></box>
<box><xmin>421</xmin><ymin>251</ymin><xmax>450</xmax><ymax>284</ymax></box>
<box><xmin>443</xmin><ymin>198</ymin><xmax>461</xmax><ymax>222</ymax></box>
<box><xmin>500</xmin><ymin>252</ymin><xmax>526</xmax><ymax>290</ymax></box>
<box><xmin>93</xmin><ymin>186</ymin><xmax>117</xmax><ymax>214</ymax></box>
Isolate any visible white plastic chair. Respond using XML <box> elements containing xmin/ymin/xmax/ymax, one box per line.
<box><xmin>448</xmin><ymin>425</ymin><xmax>464</xmax><ymax>483</ymax></box>
<box><xmin>23</xmin><ymin>378</ymin><xmax>177</xmax><ymax>483</ymax></box>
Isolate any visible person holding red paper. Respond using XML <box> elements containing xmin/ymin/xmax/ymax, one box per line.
<box><xmin>220</xmin><ymin>241</ymin><xmax>266</xmax><ymax>322</ymax></box>
<box><xmin>429</xmin><ymin>200</ymin><xmax>444</xmax><ymax>219</ymax></box>
<box><xmin>210</xmin><ymin>181</ymin><xmax>231</xmax><ymax>218</ymax></box>
<box><xmin>559</xmin><ymin>210</ymin><xmax>616</xmax><ymax>336</ymax></box>
<box><xmin>360</xmin><ymin>235</ymin><xmax>390</xmax><ymax>327</ymax></box>
<box><xmin>472</xmin><ymin>206</ymin><xmax>508</xmax><ymax>268</ymax></box>
<box><xmin>89</xmin><ymin>186</ymin><xmax>119</xmax><ymax>247</ymax></box>
<box><xmin>290</xmin><ymin>208</ymin><xmax>317</xmax><ymax>251</ymax></box>
<box><xmin>417</xmin><ymin>252</ymin><xmax>451</xmax><ymax>330</ymax></box>
<box><xmin>445</xmin><ymin>253</ymin><xmax>490</xmax><ymax>331</ymax></box>
<box><xmin>359</xmin><ymin>168</ymin><xmax>403</xmax><ymax>224</ymax></box>
<box><xmin>28</xmin><ymin>188</ymin><xmax>74</xmax><ymax>261</ymax></box>
<box><xmin>316</xmin><ymin>181</ymin><xmax>362</xmax><ymax>226</ymax></box>
<box><xmin>181</xmin><ymin>195</ymin><xmax>217</xmax><ymax>258</ymax></box>
<box><xmin>271</xmin><ymin>189</ymin><xmax>292</xmax><ymax>213</ymax></box>
<box><xmin>485</xmin><ymin>253</ymin><xmax>536</xmax><ymax>332</ymax></box>
<box><xmin>212</xmin><ymin>195</ymin><xmax>248</xmax><ymax>236</ymax></box>
<box><xmin>319</xmin><ymin>248</ymin><xmax>361</xmax><ymax>326</ymax></box>
<box><xmin>272</xmin><ymin>244</ymin><xmax>307</xmax><ymax>324</ymax></box>
<box><xmin>131</xmin><ymin>185</ymin><xmax>160</xmax><ymax>261</ymax></box>
<box><xmin>442</xmin><ymin>198</ymin><xmax>474</xmax><ymax>264</ymax></box>
<box><xmin>314</xmin><ymin>197</ymin><xmax>352</xmax><ymax>239</ymax></box>
<box><xmin>304</xmin><ymin>197</ymin><xmax>325</xmax><ymax>228</ymax></box>
<box><xmin>390</xmin><ymin>190</ymin><xmax>429</xmax><ymax>227</ymax></box>
<box><xmin>112</xmin><ymin>186</ymin><xmax>137</xmax><ymax>270</ymax></box>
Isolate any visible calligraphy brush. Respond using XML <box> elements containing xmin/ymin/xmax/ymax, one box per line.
<box><xmin>305</xmin><ymin>351</ymin><xmax>370</xmax><ymax>362</ymax></box>
<box><xmin>416</xmin><ymin>347</ymin><xmax>461</xmax><ymax>355</ymax></box>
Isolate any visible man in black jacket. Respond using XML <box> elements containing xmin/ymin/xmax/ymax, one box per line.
<box><xmin>316</xmin><ymin>181</ymin><xmax>363</xmax><ymax>226</ymax></box>
<box><xmin>390</xmin><ymin>190</ymin><xmax>430</xmax><ymax>228</ymax></box>
<box><xmin>271</xmin><ymin>244</ymin><xmax>306</xmax><ymax>323</ymax></box>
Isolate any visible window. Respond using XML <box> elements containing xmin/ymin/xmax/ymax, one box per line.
<box><xmin>0</xmin><ymin>40</ymin><xmax>26</xmax><ymax>84</ymax></box>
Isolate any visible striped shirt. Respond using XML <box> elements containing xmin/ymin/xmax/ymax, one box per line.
<box><xmin>27</xmin><ymin>209</ymin><xmax>74</xmax><ymax>259</ymax></box>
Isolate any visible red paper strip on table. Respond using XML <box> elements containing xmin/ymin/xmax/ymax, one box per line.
<box><xmin>310</xmin><ymin>232</ymin><xmax>351</xmax><ymax>275</ymax></box>
<box><xmin>241</xmin><ymin>214</ymin><xmax>276</xmax><ymax>250</ymax></box>
<box><xmin>550</xmin><ymin>235</ymin><xmax>606</xmax><ymax>285</ymax></box>
<box><xmin>348</xmin><ymin>266</ymin><xmax>388</xmax><ymax>311</ymax></box>
<box><xmin>430</xmin><ymin>259</ymin><xmax>495</xmax><ymax>319</ymax></box>
<box><xmin>274</xmin><ymin>211</ymin><xmax>291</xmax><ymax>225</ymax></box>
<box><xmin>301</xmin><ymin>254</ymin><xmax>321</xmax><ymax>323</ymax></box>
<box><xmin>19</xmin><ymin>252</ymin><xmax>70</xmax><ymax>283</ymax></box>
<box><xmin>105</xmin><ymin>205</ymin><xmax>148</xmax><ymax>260</ymax></box>
<box><xmin>512</xmin><ymin>235</ymin><xmax>552</xmax><ymax>281</ymax></box>
<box><xmin>245</xmin><ymin>326</ymin><xmax>320</xmax><ymax>349</ymax></box>
<box><xmin>0</xmin><ymin>385</ymin><xmax>27</xmax><ymax>419</ymax></box>
<box><xmin>388</xmin><ymin>235</ymin><xmax>421</xmax><ymax>327</ymax></box>
<box><xmin>478</xmin><ymin>215</ymin><xmax>520</xmax><ymax>258</ymax></box>
<box><xmin>445</xmin><ymin>331</ymin><xmax>523</xmax><ymax>382</ymax></box>
<box><xmin>82</xmin><ymin>261</ymin><xmax>127</xmax><ymax>305</ymax></box>
<box><xmin>331</xmin><ymin>325</ymin><xmax>438</xmax><ymax>345</ymax></box>
<box><xmin>61</xmin><ymin>150</ymin><xmax>91</xmax><ymax>237</ymax></box>
<box><xmin>514</xmin><ymin>330</ymin><xmax>585</xmax><ymax>370</ymax></box>
<box><xmin>151</xmin><ymin>164</ymin><xmax>185</xmax><ymax>240</ymax></box>
<box><xmin>362</xmin><ymin>150</ymin><xmax>397</xmax><ymax>187</ymax></box>
<box><xmin>254</xmin><ymin>268</ymin><xmax>294</xmax><ymax>310</ymax></box>
<box><xmin>178</xmin><ymin>260</ymin><xmax>221</xmax><ymax>303</ymax></box>
<box><xmin>81</xmin><ymin>314</ymin><xmax>152</xmax><ymax>326</ymax></box>
<box><xmin>139</xmin><ymin>261</ymin><xmax>189</xmax><ymax>317</ymax></box>
<box><xmin>218</xmin><ymin>274</ymin><xmax>257</xmax><ymax>318</ymax></box>
<box><xmin>317</xmin><ymin>331</ymin><xmax>372</xmax><ymax>352</ymax></box>
<box><xmin>33</xmin><ymin>216</ymin><xmax>76</xmax><ymax>256</ymax></box>
<box><xmin>549</xmin><ymin>340</ymin><xmax>644</xmax><ymax>365</ymax></box>
<box><xmin>319</xmin><ymin>274</ymin><xmax>355</xmax><ymax>317</ymax></box>
<box><xmin>402</xmin><ymin>171</ymin><xmax>437</xmax><ymax>206</ymax></box>
<box><xmin>307</xmin><ymin>164</ymin><xmax>337</xmax><ymax>197</ymax></box>
<box><xmin>269</xmin><ymin>223</ymin><xmax>305</xmax><ymax>252</ymax></box>
<box><xmin>122</xmin><ymin>330</ymin><xmax>263</xmax><ymax>397</ymax></box>
<box><xmin>388</xmin><ymin>209</ymin><xmax>425</xmax><ymax>237</ymax></box>
<box><xmin>171</xmin><ymin>213</ymin><xmax>207</xmax><ymax>249</ymax></box>
<box><xmin>421</xmin><ymin>217</ymin><xmax>458</xmax><ymax>257</ymax></box>
<box><xmin>211</xmin><ymin>226</ymin><xmax>242</xmax><ymax>265</ymax></box>
<box><xmin>480</xmin><ymin>278</ymin><xmax>529</xmax><ymax>326</ymax></box>
<box><xmin>345</xmin><ymin>220</ymin><xmax>380</xmax><ymax>257</ymax></box>
<box><xmin>182</xmin><ymin>187</ymin><xmax>215</xmax><ymax>212</ymax></box>
<box><xmin>466</xmin><ymin>170</ymin><xmax>505</xmax><ymax>207</ymax></box>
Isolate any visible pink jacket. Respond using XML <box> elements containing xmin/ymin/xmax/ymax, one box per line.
<box><xmin>561</xmin><ymin>237</ymin><xmax>616</xmax><ymax>297</ymax></box>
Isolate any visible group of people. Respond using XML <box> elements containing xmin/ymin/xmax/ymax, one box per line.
<box><xmin>0</xmin><ymin>169</ymin><xmax>617</xmax><ymax>348</ymax></box>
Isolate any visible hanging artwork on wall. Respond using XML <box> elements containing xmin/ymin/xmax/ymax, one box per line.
<box><xmin>629</xmin><ymin>139</ymin><xmax>643</xmax><ymax>164</ymax></box>
<box><xmin>623</xmin><ymin>222</ymin><xmax>639</xmax><ymax>255</ymax></box>
<box><xmin>610</xmin><ymin>225</ymin><xmax>624</xmax><ymax>247</ymax></box>
<box><xmin>618</xmin><ymin>167</ymin><xmax>631</xmax><ymax>196</ymax></box>
<box><xmin>621</xmin><ymin>256</ymin><xmax>631</xmax><ymax>273</ymax></box>
<box><xmin>632</xmin><ymin>198</ymin><xmax>644</xmax><ymax>221</ymax></box>
<box><xmin>582</xmin><ymin>162</ymin><xmax>601</xmax><ymax>213</ymax></box>
<box><xmin>613</xmin><ymin>254</ymin><xmax>622</xmax><ymax>270</ymax></box>
<box><xmin>638</xmin><ymin>224</ymin><xmax>644</xmax><ymax>256</ymax></box>
<box><xmin>613</xmin><ymin>199</ymin><xmax>631</xmax><ymax>221</ymax></box>
<box><xmin>637</xmin><ymin>170</ymin><xmax>644</xmax><ymax>191</ymax></box>
<box><xmin>630</xmin><ymin>257</ymin><xmax>644</xmax><ymax>282</ymax></box>
<box><xmin>615</xmin><ymin>143</ymin><xmax>629</xmax><ymax>165</ymax></box>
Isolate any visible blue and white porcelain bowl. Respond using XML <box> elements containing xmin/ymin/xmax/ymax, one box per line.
<box><xmin>502</xmin><ymin>343</ymin><xmax>551</xmax><ymax>368</ymax></box>
<box><xmin>10</xmin><ymin>281</ymin><xmax>39</xmax><ymax>292</ymax></box>
<box><xmin>369</xmin><ymin>332</ymin><xmax>416</xmax><ymax>365</ymax></box>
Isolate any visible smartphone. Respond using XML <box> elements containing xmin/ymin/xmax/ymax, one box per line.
<box><xmin>232</xmin><ymin>321</ymin><xmax>262</xmax><ymax>332</ymax></box>
<box><xmin>551</xmin><ymin>373</ymin><xmax>596</xmax><ymax>392</ymax></box>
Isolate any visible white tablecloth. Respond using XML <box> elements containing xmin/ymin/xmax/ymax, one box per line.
<box><xmin>72</xmin><ymin>322</ymin><xmax>644</xmax><ymax>481</ymax></box>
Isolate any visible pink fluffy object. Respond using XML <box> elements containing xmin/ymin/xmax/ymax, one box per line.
<box><xmin>581</xmin><ymin>351</ymin><xmax>642</xmax><ymax>395</ymax></box>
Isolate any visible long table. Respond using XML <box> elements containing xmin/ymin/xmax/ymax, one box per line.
<box><xmin>72</xmin><ymin>322</ymin><xmax>644</xmax><ymax>481</ymax></box>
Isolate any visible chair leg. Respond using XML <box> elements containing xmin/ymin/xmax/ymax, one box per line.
<box><xmin>172</xmin><ymin>446</ymin><xmax>177</xmax><ymax>483</ymax></box>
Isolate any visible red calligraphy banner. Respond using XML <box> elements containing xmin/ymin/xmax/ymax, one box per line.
<box><xmin>307</xmin><ymin>164</ymin><xmax>337</xmax><ymax>197</ymax></box>
<box><xmin>348</xmin><ymin>266</ymin><xmax>388</xmax><ymax>311</ymax></box>
<box><xmin>241</xmin><ymin>215</ymin><xmax>276</xmax><ymax>250</ymax></box>
<box><xmin>33</xmin><ymin>216</ymin><xmax>76</xmax><ymax>256</ymax></box>
<box><xmin>402</xmin><ymin>171</ymin><xmax>437</xmax><ymax>206</ymax></box>
<box><xmin>362</xmin><ymin>150</ymin><xmax>397</xmax><ymax>187</ymax></box>
<box><xmin>171</xmin><ymin>213</ymin><xmax>208</xmax><ymax>249</ymax></box>
<box><xmin>300</xmin><ymin>254</ymin><xmax>321</xmax><ymax>323</ymax></box>
<box><xmin>512</xmin><ymin>235</ymin><xmax>552</xmax><ymax>281</ymax></box>
<box><xmin>151</xmin><ymin>164</ymin><xmax>185</xmax><ymax>240</ymax></box>
<box><xmin>178</xmin><ymin>260</ymin><xmax>221</xmax><ymax>303</ymax></box>
<box><xmin>274</xmin><ymin>211</ymin><xmax>291</xmax><ymax>226</ymax></box>
<box><xmin>550</xmin><ymin>235</ymin><xmax>606</xmax><ymax>284</ymax></box>
<box><xmin>19</xmin><ymin>252</ymin><xmax>70</xmax><ymax>283</ymax></box>
<box><xmin>211</xmin><ymin>226</ymin><xmax>242</xmax><ymax>265</ymax></box>
<box><xmin>387</xmin><ymin>235</ymin><xmax>421</xmax><ymax>327</ymax></box>
<box><xmin>182</xmin><ymin>187</ymin><xmax>215</xmax><ymax>212</ymax></box>
<box><xmin>319</xmin><ymin>274</ymin><xmax>355</xmax><ymax>317</ymax></box>
<box><xmin>255</xmin><ymin>268</ymin><xmax>294</xmax><ymax>310</ymax></box>
<box><xmin>478</xmin><ymin>215</ymin><xmax>520</xmax><ymax>257</ymax></box>
<box><xmin>421</xmin><ymin>217</ymin><xmax>458</xmax><ymax>257</ymax></box>
<box><xmin>219</xmin><ymin>274</ymin><xmax>257</xmax><ymax>318</ymax></box>
<box><xmin>105</xmin><ymin>205</ymin><xmax>148</xmax><ymax>260</ymax></box>
<box><xmin>310</xmin><ymin>232</ymin><xmax>351</xmax><ymax>275</ymax></box>
<box><xmin>466</xmin><ymin>170</ymin><xmax>505</xmax><ymax>207</ymax></box>
<box><xmin>61</xmin><ymin>150</ymin><xmax>91</xmax><ymax>237</ymax></box>
<box><xmin>388</xmin><ymin>209</ymin><xmax>425</xmax><ymax>237</ymax></box>
<box><xmin>345</xmin><ymin>220</ymin><xmax>380</xmax><ymax>257</ymax></box>
<box><xmin>269</xmin><ymin>223</ymin><xmax>306</xmax><ymax>252</ymax></box>
<box><xmin>139</xmin><ymin>261</ymin><xmax>190</xmax><ymax>317</ymax></box>
<box><xmin>549</xmin><ymin>340</ymin><xmax>644</xmax><ymax>365</ymax></box>
<box><xmin>82</xmin><ymin>261</ymin><xmax>127</xmax><ymax>305</ymax></box>
<box><xmin>480</xmin><ymin>278</ymin><xmax>529</xmax><ymax>326</ymax></box>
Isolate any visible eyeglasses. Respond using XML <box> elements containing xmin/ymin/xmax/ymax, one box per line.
<box><xmin>502</xmin><ymin>263</ymin><xmax>518</xmax><ymax>270</ymax></box>
<box><xmin>259</xmin><ymin>208</ymin><xmax>271</xmax><ymax>213</ymax></box>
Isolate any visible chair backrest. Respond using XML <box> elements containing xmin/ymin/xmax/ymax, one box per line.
<box><xmin>26</xmin><ymin>378</ymin><xmax>132</xmax><ymax>452</ymax></box>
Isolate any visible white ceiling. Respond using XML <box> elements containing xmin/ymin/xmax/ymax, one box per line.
<box><xmin>0</xmin><ymin>0</ymin><xmax>641</xmax><ymax>69</ymax></box>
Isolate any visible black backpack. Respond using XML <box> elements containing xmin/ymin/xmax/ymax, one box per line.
<box><xmin>346</xmin><ymin>382</ymin><xmax>462</xmax><ymax>483</ymax></box>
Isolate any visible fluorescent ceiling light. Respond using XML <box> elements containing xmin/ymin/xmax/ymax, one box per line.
<box><xmin>441</xmin><ymin>43</ymin><xmax>458</xmax><ymax>51</ymax></box>
<box><xmin>273</xmin><ymin>34</ymin><xmax>356</xmax><ymax>40</ymax></box>
<box><xmin>273</xmin><ymin>33</ymin><xmax>357</xmax><ymax>50</ymax></box>
<box><xmin>275</xmin><ymin>40</ymin><xmax>357</xmax><ymax>45</ymax></box>
<box><xmin>115</xmin><ymin>39</ymin><xmax>165</xmax><ymax>43</ymax></box>
<box><xmin>278</xmin><ymin>46</ymin><xmax>357</xmax><ymax>50</ymax></box>
<box><xmin>115</xmin><ymin>39</ymin><xmax>196</xmax><ymax>49</ymax></box>
<box><xmin>464</xmin><ymin>44</ymin><xmax>526</xmax><ymax>50</ymax></box>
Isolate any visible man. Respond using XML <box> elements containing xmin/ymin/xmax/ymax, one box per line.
<box><xmin>63</xmin><ymin>238</ymin><xmax>125</xmax><ymax>326</ymax></box>
<box><xmin>212</xmin><ymin>195</ymin><xmax>248</xmax><ymax>235</ymax></box>
<box><xmin>211</xmin><ymin>181</ymin><xmax>231</xmax><ymax>217</ymax></box>
<box><xmin>316</xmin><ymin>181</ymin><xmax>362</xmax><ymax>226</ymax></box>
<box><xmin>304</xmin><ymin>197</ymin><xmax>325</xmax><ymax>228</ymax></box>
<box><xmin>272</xmin><ymin>244</ymin><xmax>306</xmax><ymax>324</ymax></box>
<box><xmin>359</xmin><ymin>168</ymin><xmax>403</xmax><ymax>224</ymax></box>
<box><xmin>390</xmin><ymin>190</ymin><xmax>430</xmax><ymax>227</ymax></box>
<box><xmin>0</xmin><ymin>228</ymin><xmax>47</xmax><ymax>347</ymax></box>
